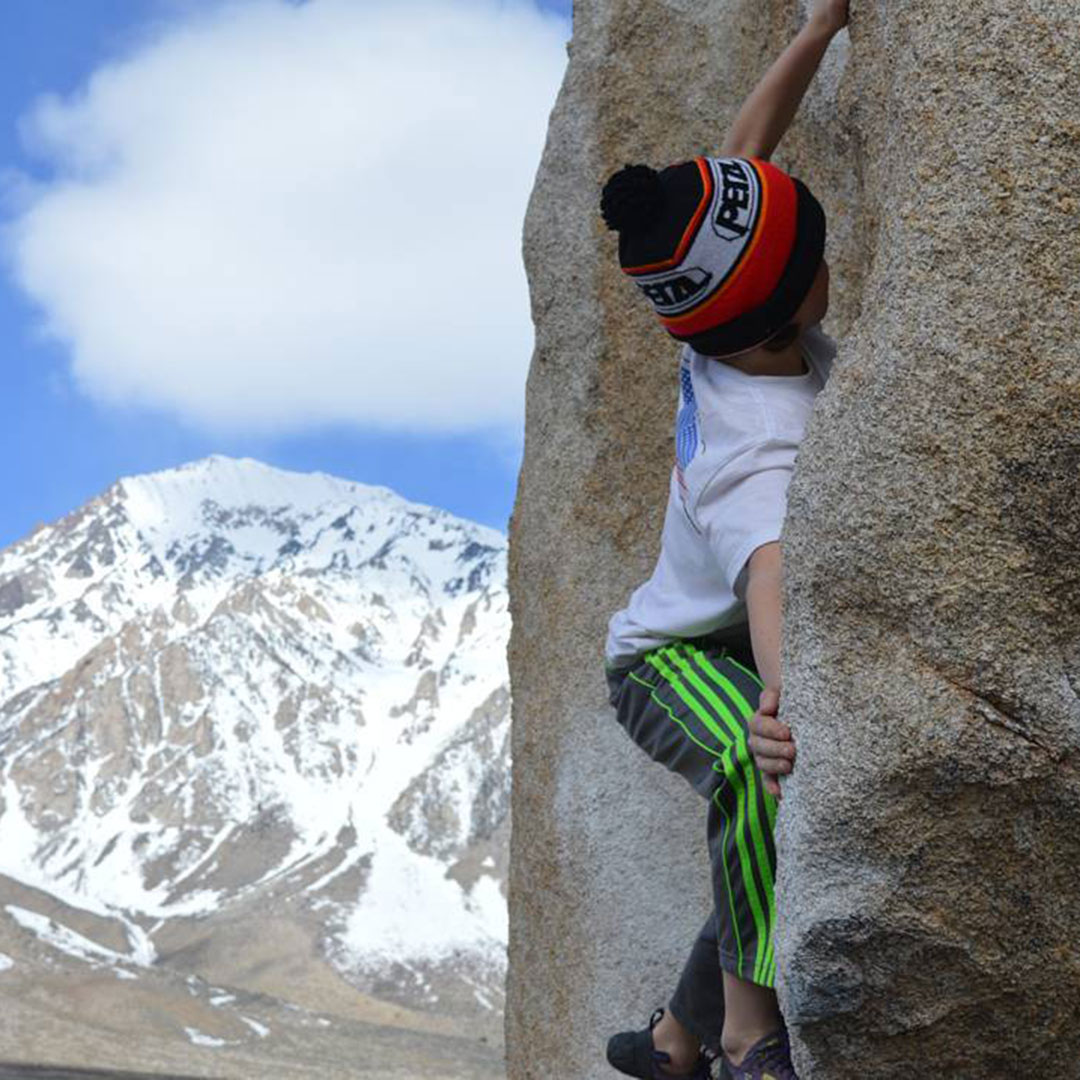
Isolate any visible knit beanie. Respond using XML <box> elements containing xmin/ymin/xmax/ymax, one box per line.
<box><xmin>600</xmin><ymin>156</ymin><xmax>826</xmax><ymax>357</ymax></box>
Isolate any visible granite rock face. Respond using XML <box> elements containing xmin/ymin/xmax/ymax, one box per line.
<box><xmin>508</xmin><ymin>1</ymin><xmax>1080</xmax><ymax>1077</ymax></box>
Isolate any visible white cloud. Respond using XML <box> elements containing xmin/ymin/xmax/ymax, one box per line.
<box><xmin>2</xmin><ymin>0</ymin><xmax>567</xmax><ymax>435</ymax></box>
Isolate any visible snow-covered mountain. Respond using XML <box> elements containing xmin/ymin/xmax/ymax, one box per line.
<box><xmin>0</xmin><ymin>455</ymin><xmax>509</xmax><ymax>1078</ymax></box>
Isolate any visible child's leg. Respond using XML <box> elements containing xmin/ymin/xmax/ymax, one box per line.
<box><xmin>720</xmin><ymin>972</ymin><xmax>783</xmax><ymax>1065</ymax></box>
<box><xmin>606</xmin><ymin>642</ymin><xmax>783</xmax><ymax>1063</ymax></box>
<box><xmin>647</xmin><ymin>642</ymin><xmax>784</xmax><ymax>1062</ymax></box>
<box><xmin>634</xmin><ymin>914</ymin><xmax>724</xmax><ymax>1070</ymax></box>
<box><xmin>606</xmin><ymin>654</ymin><xmax>730</xmax><ymax>1067</ymax></box>
<box><xmin>649</xmin><ymin>1009</ymin><xmax>702</xmax><ymax>1074</ymax></box>
<box><xmin>663</xmin><ymin>859</ymin><xmax>780</xmax><ymax>1067</ymax></box>
<box><xmin>665</xmin><ymin>915</ymin><xmax>725</xmax><ymax>1054</ymax></box>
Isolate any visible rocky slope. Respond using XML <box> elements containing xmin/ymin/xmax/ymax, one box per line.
<box><xmin>0</xmin><ymin>455</ymin><xmax>509</xmax><ymax>1078</ymax></box>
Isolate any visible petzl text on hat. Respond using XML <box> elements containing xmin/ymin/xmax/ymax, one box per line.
<box><xmin>602</xmin><ymin>156</ymin><xmax>826</xmax><ymax>357</ymax></box>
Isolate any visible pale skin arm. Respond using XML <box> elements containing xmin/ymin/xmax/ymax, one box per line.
<box><xmin>743</xmin><ymin>541</ymin><xmax>796</xmax><ymax>800</ymax></box>
<box><xmin>720</xmin><ymin>0</ymin><xmax>849</xmax><ymax>162</ymax></box>
<box><xmin>743</xmin><ymin>541</ymin><xmax>783</xmax><ymax>690</ymax></box>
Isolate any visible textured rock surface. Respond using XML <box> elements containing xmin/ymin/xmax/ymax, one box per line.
<box><xmin>775</xmin><ymin>3</ymin><xmax>1080</xmax><ymax>1075</ymax></box>
<box><xmin>509</xmin><ymin>1</ymin><xmax>1080</xmax><ymax>1077</ymax></box>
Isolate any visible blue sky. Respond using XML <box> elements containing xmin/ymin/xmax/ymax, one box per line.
<box><xmin>0</xmin><ymin>0</ymin><xmax>571</xmax><ymax>550</ymax></box>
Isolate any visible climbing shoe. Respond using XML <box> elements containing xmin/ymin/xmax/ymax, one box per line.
<box><xmin>606</xmin><ymin>1007</ymin><xmax>713</xmax><ymax>1079</ymax></box>
<box><xmin>721</xmin><ymin>1026</ymin><xmax>798</xmax><ymax>1080</ymax></box>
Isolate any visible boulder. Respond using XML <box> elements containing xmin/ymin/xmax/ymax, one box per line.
<box><xmin>508</xmin><ymin>1</ymin><xmax>1080</xmax><ymax>1076</ymax></box>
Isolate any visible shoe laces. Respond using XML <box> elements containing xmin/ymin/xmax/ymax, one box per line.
<box><xmin>647</xmin><ymin>1008</ymin><xmax>711</xmax><ymax>1079</ymax></box>
<box><xmin>745</xmin><ymin>1030</ymin><xmax>795</xmax><ymax>1078</ymax></box>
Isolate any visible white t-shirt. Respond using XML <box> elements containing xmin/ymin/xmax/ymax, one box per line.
<box><xmin>604</xmin><ymin>321</ymin><xmax>837</xmax><ymax>668</ymax></box>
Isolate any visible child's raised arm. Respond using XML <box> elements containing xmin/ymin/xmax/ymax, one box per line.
<box><xmin>720</xmin><ymin>0</ymin><xmax>849</xmax><ymax>161</ymax></box>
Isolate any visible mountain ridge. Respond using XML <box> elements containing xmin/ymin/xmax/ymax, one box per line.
<box><xmin>0</xmin><ymin>454</ymin><xmax>509</xmax><ymax>1077</ymax></box>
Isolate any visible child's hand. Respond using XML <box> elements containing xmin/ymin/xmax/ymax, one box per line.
<box><xmin>810</xmin><ymin>0</ymin><xmax>850</xmax><ymax>35</ymax></box>
<box><xmin>749</xmin><ymin>686</ymin><xmax>797</xmax><ymax>801</ymax></box>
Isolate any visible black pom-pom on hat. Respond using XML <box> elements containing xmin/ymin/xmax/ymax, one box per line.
<box><xmin>600</xmin><ymin>162</ymin><xmax>665</xmax><ymax>234</ymax></box>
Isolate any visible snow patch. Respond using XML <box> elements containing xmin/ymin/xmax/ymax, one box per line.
<box><xmin>4</xmin><ymin>905</ymin><xmax>141</xmax><ymax>967</ymax></box>
<box><xmin>338</xmin><ymin>831</ymin><xmax>506</xmax><ymax>966</ymax></box>
<box><xmin>184</xmin><ymin>1027</ymin><xmax>228</xmax><ymax>1048</ymax></box>
<box><xmin>240</xmin><ymin>1015</ymin><xmax>271</xmax><ymax>1037</ymax></box>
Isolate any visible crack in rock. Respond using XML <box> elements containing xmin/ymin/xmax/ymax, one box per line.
<box><xmin>940</xmin><ymin>674</ymin><xmax>1062</xmax><ymax>760</ymax></box>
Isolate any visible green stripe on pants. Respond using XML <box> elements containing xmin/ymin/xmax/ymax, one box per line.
<box><xmin>685</xmin><ymin>644</ymin><xmax>778</xmax><ymax>985</ymax></box>
<box><xmin>660</xmin><ymin>645</ymin><xmax>773</xmax><ymax>986</ymax></box>
<box><xmin>634</xmin><ymin>642</ymin><xmax>778</xmax><ymax>987</ymax></box>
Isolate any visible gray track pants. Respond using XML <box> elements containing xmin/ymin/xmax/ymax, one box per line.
<box><xmin>604</xmin><ymin>624</ymin><xmax>776</xmax><ymax>1050</ymax></box>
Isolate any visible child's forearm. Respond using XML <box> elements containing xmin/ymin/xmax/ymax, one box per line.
<box><xmin>743</xmin><ymin>543</ymin><xmax>783</xmax><ymax>691</ymax></box>
<box><xmin>720</xmin><ymin>17</ymin><xmax>838</xmax><ymax>161</ymax></box>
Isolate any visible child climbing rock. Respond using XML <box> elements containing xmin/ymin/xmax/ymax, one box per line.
<box><xmin>598</xmin><ymin>3</ymin><xmax>849</xmax><ymax>1078</ymax></box>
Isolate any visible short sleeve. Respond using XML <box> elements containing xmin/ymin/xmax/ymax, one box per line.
<box><xmin>694</xmin><ymin>439</ymin><xmax>798</xmax><ymax>597</ymax></box>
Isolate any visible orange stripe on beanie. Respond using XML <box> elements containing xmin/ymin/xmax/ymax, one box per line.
<box><xmin>600</xmin><ymin>155</ymin><xmax>824</xmax><ymax>358</ymax></box>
